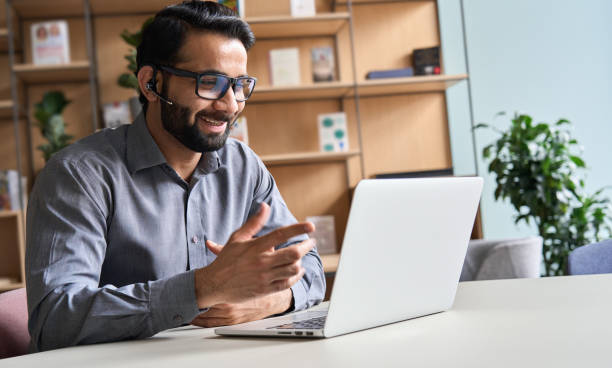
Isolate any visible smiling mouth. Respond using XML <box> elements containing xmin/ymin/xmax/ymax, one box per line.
<box><xmin>198</xmin><ymin>115</ymin><xmax>227</xmax><ymax>127</ymax></box>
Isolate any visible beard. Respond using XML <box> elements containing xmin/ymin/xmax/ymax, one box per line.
<box><xmin>160</xmin><ymin>86</ymin><xmax>233</xmax><ymax>153</ymax></box>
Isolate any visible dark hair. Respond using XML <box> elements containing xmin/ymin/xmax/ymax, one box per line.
<box><xmin>137</xmin><ymin>1</ymin><xmax>255</xmax><ymax>110</ymax></box>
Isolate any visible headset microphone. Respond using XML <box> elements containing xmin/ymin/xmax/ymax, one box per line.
<box><xmin>146</xmin><ymin>81</ymin><xmax>174</xmax><ymax>105</ymax></box>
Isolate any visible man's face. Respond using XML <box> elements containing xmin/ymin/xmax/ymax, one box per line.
<box><xmin>160</xmin><ymin>32</ymin><xmax>248</xmax><ymax>152</ymax></box>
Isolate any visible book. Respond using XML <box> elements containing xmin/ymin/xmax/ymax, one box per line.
<box><xmin>0</xmin><ymin>170</ymin><xmax>26</xmax><ymax>210</ymax></box>
<box><xmin>31</xmin><ymin>20</ymin><xmax>70</xmax><ymax>65</ymax></box>
<box><xmin>103</xmin><ymin>101</ymin><xmax>132</xmax><ymax>129</ymax></box>
<box><xmin>311</xmin><ymin>47</ymin><xmax>335</xmax><ymax>82</ymax></box>
<box><xmin>413</xmin><ymin>46</ymin><xmax>441</xmax><ymax>76</ymax></box>
<box><xmin>217</xmin><ymin>0</ymin><xmax>245</xmax><ymax>17</ymax></box>
<box><xmin>306</xmin><ymin>215</ymin><xmax>337</xmax><ymax>255</ymax></box>
<box><xmin>366</xmin><ymin>67</ymin><xmax>414</xmax><ymax>79</ymax></box>
<box><xmin>290</xmin><ymin>0</ymin><xmax>316</xmax><ymax>17</ymax></box>
<box><xmin>229</xmin><ymin>116</ymin><xmax>249</xmax><ymax>145</ymax></box>
<box><xmin>269</xmin><ymin>48</ymin><xmax>301</xmax><ymax>86</ymax></box>
<box><xmin>317</xmin><ymin>112</ymin><xmax>348</xmax><ymax>152</ymax></box>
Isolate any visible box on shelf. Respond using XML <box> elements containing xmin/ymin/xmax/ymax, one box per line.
<box><xmin>311</xmin><ymin>46</ymin><xmax>335</xmax><ymax>82</ymax></box>
<box><xmin>0</xmin><ymin>170</ymin><xmax>26</xmax><ymax>211</ymax></box>
<box><xmin>102</xmin><ymin>101</ymin><xmax>132</xmax><ymax>129</ymax></box>
<box><xmin>269</xmin><ymin>47</ymin><xmax>301</xmax><ymax>87</ymax></box>
<box><xmin>413</xmin><ymin>46</ymin><xmax>441</xmax><ymax>76</ymax></box>
<box><xmin>366</xmin><ymin>67</ymin><xmax>414</xmax><ymax>79</ymax></box>
<box><xmin>306</xmin><ymin>215</ymin><xmax>337</xmax><ymax>255</ymax></box>
<box><xmin>218</xmin><ymin>0</ymin><xmax>245</xmax><ymax>17</ymax></box>
<box><xmin>317</xmin><ymin>112</ymin><xmax>348</xmax><ymax>153</ymax></box>
<box><xmin>229</xmin><ymin>116</ymin><xmax>249</xmax><ymax>145</ymax></box>
<box><xmin>30</xmin><ymin>20</ymin><xmax>71</xmax><ymax>65</ymax></box>
<box><xmin>290</xmin><ymin>0</ymin><xmax>316</xmax><ymax>17</ymax></box>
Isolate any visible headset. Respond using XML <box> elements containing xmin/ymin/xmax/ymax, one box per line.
<box><xmin>145</xmin><ymin>68</ymin><xmax>174</xmax><ymax>105</ymax></box>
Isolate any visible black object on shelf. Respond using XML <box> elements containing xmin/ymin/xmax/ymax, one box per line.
<box><xmin>413</xmin><ymin>46</ymin><xmax>441</xmax><ymax>76</ymax></box>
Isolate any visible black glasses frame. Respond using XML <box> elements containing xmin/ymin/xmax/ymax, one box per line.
<box><xmin>157</xmin><ymin>65</ymin><xmax>257</xmax><ymax>102</ymax></box>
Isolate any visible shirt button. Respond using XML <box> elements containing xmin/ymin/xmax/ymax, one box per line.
<box><xmin>191</xmin><ymin>236</ymin><xmax>199</xmax><ymax>244</ymax></box>
<box><xmin>173</xmin><ymin>314</ymin><xmax>183</xmax><ymax>324</ymax></box>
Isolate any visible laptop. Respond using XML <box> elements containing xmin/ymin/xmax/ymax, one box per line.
<box><xmin>215</xmin><ymin>177</ymin><xmax>483</xmax><ymax>338</ymax></box>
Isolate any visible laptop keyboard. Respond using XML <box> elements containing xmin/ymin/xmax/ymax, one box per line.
<box><xmin>268</xmin><ymin>315</ymin><xmax>327</xmax><ymax>330</ymax></box>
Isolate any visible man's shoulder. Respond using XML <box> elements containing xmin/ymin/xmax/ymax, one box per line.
<box><xmin>218</xmin><ymin>138</ymin><xmax>264</xmax><ymax>168</ymax></box>
<box><xmin>46</xmin><ymin>126</ymin><xmax>128</xmax><ymax>173</ymax></box>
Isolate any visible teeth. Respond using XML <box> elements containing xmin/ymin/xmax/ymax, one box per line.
<box><xmin>200</xmin><ymin>116</ymin><xmax>225</xmax><ymax>126</ymax></box>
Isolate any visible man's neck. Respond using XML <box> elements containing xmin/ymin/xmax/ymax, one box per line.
<box><xmin>145</xmin><ymin>108</ymin><xmax>201</xmax><ymax>182</ymax></box>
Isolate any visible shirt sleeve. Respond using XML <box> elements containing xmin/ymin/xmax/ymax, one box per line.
<box><xmin>250</xmin><ymin>157</ymin><xmax>326</xmax><ymax>312</ymax></box>
<box><xmin>26</xmin><ymin>159</ymin><xmax>201</xmax><ymax>352</ymax></box>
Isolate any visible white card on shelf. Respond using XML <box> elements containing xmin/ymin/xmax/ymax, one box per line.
<box><xmin>269</xmin><ymin>47</ymin><xmax>301</xmax><ymax>86</ymax></box>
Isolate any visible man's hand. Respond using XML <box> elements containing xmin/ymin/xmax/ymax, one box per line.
<box><xmin>191</xmin><ymin>289</ymin><xmax>292</xmax><ymax>327</ymax></box>
<box><xmin>194</xmin><ymin>202</ymin><xmax>315</xmax><ymax>309</ymax></box>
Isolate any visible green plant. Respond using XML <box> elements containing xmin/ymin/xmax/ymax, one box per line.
<box><xmin>34</xmin><ymin>91</ymin><xmax>73</xmax><ymax>162</ymax></box>
<box><xmin>475</xmin><ymin>113</ymin><xmax>612</xmax><ymax>276</ymax></box>
<box><xmin>117</xmin><ymin>17</ymin><xmax>153</xmax><ymax>92</ymax></box>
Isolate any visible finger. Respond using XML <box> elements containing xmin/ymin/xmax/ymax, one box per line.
<box><xmin>267</xmin><ymin>239</ymin><xmax>316</xmax><ymax>268</ymax></box>
<box><xmin>205</xmin><ymin>240</ymin><xmax>224</xmax><ymax>255</ymax></box>
<box><xmin>269</xmin><ymin>267</ymin><xmax>306</xmax><ymax>292</ymax></box>
<box><xmin>229</xmin><ymin>203</ymin><xmax>271</xmax><ymax>242</ymax></box>
<box><xmin>268</xmin><ymin>261</ymin><xmax>303</xmax><ymax>282</ymax></box>
<box><xmin>251</xmin><ymin>222</ymin><xmax>315</xmax><ymax>252</ymax></box>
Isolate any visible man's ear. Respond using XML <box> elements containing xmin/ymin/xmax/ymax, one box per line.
<box><xmin>137</xmin><ymin>66</ymin><xmax>159</xmax><ymax>103</ymax></box>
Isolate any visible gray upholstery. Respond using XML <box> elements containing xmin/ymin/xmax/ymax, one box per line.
<box><xmin>460</xmin><ymin>236</ymin><xmax>543</xmax><ymax>281</ymax></box>
<box><xmin>568</xmin><ymin>239</ymin><xmax>612</xmax><ymax>275</ymax></box>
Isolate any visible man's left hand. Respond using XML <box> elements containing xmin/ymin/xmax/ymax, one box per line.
<box><xmin>191</xmin><ymin>289</ymin><xmax>293</xmax><ymax>328</ymax></box>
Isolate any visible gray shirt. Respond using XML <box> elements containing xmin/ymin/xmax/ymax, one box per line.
<box><xmin>25</xmin><ymin>114</ymin><xmax>325</xmax><ymax>352</ymax></box>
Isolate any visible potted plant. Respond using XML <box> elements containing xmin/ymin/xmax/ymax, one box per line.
<box><xmin>476</xmin><ymin>113</ymin><xmax>612</xmax><ymax>276</ymax></box>
<box><xmin>34</xmin><ymin>91</ymin><xmax>73</xmax><ymax>162</ymax></box>
<box><xmin>117</xmin><ymin>17</ymin><xmax>153</xmax><ymax>118</ymax></box>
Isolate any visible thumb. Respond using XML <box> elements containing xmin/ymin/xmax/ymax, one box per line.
<box><xmin>206</xmin><ymin>240</ymin><xmax>224</xmax><ymax>255</ymax></box>
<box><xmin>229</xmin><ymin>202</ymin><xmax>271</xmax><ymax>243</ymax></box>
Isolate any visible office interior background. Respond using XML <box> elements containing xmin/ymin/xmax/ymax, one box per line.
<box><xmin>1</xmin><ymin>0</ymin><xmax>612</xmax><ymax>287</ymax></box>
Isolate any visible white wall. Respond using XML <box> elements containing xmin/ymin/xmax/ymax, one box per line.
<box><xmin>440</xmin><ymin>0</ymin><xmax>612</xmax><ymax>239</ymax></box>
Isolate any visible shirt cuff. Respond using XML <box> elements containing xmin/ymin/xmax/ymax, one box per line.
<box><xmin>149</xmin><ymin>269</ymin><xmax>201</xmax><ymax>331</ymax></box>
<box><xmin>290</xmin><ymin>279</ymin><xmax>308</xmax><ymax>312</ymax></box>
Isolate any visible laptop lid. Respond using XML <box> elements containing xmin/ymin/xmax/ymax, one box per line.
<box><xmin>323</xmin><ymin>177</ymin><xmax>483</xmax><ymax>337</ymax></box>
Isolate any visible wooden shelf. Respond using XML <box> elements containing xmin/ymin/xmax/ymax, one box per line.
<box><xmin>250</xmin><ymin>81</ymin><xmax>353</xmax><ymax>103</ymax></box>
<box><xmin>354</xmin><ymin>74</ymin><xmax>468</xmax><ymax>97</ymax></box>
<box><xmin>0</xmin><ymin>210</ymin><xmax>21</xmax><ymax>219</ymax></box>
<box><xmin>90</xmin><ymin>0</ymin><xmax>177</xmax><ymax>16</ymax></box>
<box><xmin>262</xmin><ymin>150</ymin><xmax>360</xmax><ymax>166</ymax></box>
<box><xmin>321</xmin><ymin>253</ymin><xmax>340</xmax><ymax>274</ymax></box>
<box><xmin>13</xmin><ymin>61</ymin><xmax>91</xmax><ymax>84</ymax></box>
<box><xmin>0</xmin><ymin>100</ymin><xmax>14</xmax><ymax>119</ymax></box>
<box><xmin>11</xmin><ymin>0</ymin><xmax>85</xmax><ymax>18</ymax></box>
<box><xmin>248</xmin><ymin>13</ymin><xmax>350</xmax><ymax>39</ymax></box>
<box><xmin>0</xmin><ymin>28</ymin><xmax>8</xmax><ymax>53</ymax></box>
<box><xmin>0</xmin><ymin>280</ymin><xmax>24</xmax><ymax>292</ymax></box>
<box><xmin>336</xmin><ymin>0</ymin><xmax>434</xmax><ymax>4</ymax></box>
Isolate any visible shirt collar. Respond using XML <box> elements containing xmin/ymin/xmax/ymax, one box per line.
<box><xmin>126</xmin><ymin>112</ymin><xmax>168</xmax><ymax>174</ymax></box>
<box><xmin>126</xmin><ymin>112</ymin><xmax>222</xmax><ymax>175</ymax></box>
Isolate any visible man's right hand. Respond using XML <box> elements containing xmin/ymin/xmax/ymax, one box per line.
<box><xmin>194</xmin><ymin>203</ymin><xmax>315</xmax><ymax>309</ymax></box>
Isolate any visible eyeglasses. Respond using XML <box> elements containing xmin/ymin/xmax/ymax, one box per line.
<box><xmin>157</xmin><ymin>65</ymin><xmax>257</xmax><ymax>102</ymax></box>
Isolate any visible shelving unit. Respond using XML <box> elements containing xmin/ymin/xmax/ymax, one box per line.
<box><xmin>1</xmin><ymin>0</ymin><xmax>478</xmax><ymax>293</ymax></box>
<box><xmin>0</xmin><ymin>99</ymin><xmax>13</xmax><ymax>118</ymax></box>
<box><xmin>262</xmin><ymin>150</ymin><xmax>360</xmax><ymax>166</ymax></box>
<box><xmin>0</xmin><ymin>210</ymin><xmax>25</xmax><ymax>292</ymax></box>
<box><xmin>13</xmin><ymin>61</ymin><xmax>91</xmax><ymax>83</ymax></box>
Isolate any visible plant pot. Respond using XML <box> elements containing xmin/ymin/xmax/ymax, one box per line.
<box><xmin>128</xmin><ymin>96</ymin><xmax>142</xmax><ymax>121</ymax></box>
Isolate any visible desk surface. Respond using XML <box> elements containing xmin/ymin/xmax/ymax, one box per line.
<box><xmin>4</xmin><ymin>274</ymin><xmax>612</xmax><ymax>368</ymax></box>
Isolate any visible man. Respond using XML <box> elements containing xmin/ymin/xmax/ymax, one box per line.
<box><xmin>25</xmin><ymin>1</ymin><xmax>325</xmax><ymax>352</ymax></box>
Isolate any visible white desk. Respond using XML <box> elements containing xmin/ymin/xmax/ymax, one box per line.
<box><xmin>4</xmin><ymin>274</ymin><xmax>612</xmax><ymax>368</ymax></box>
